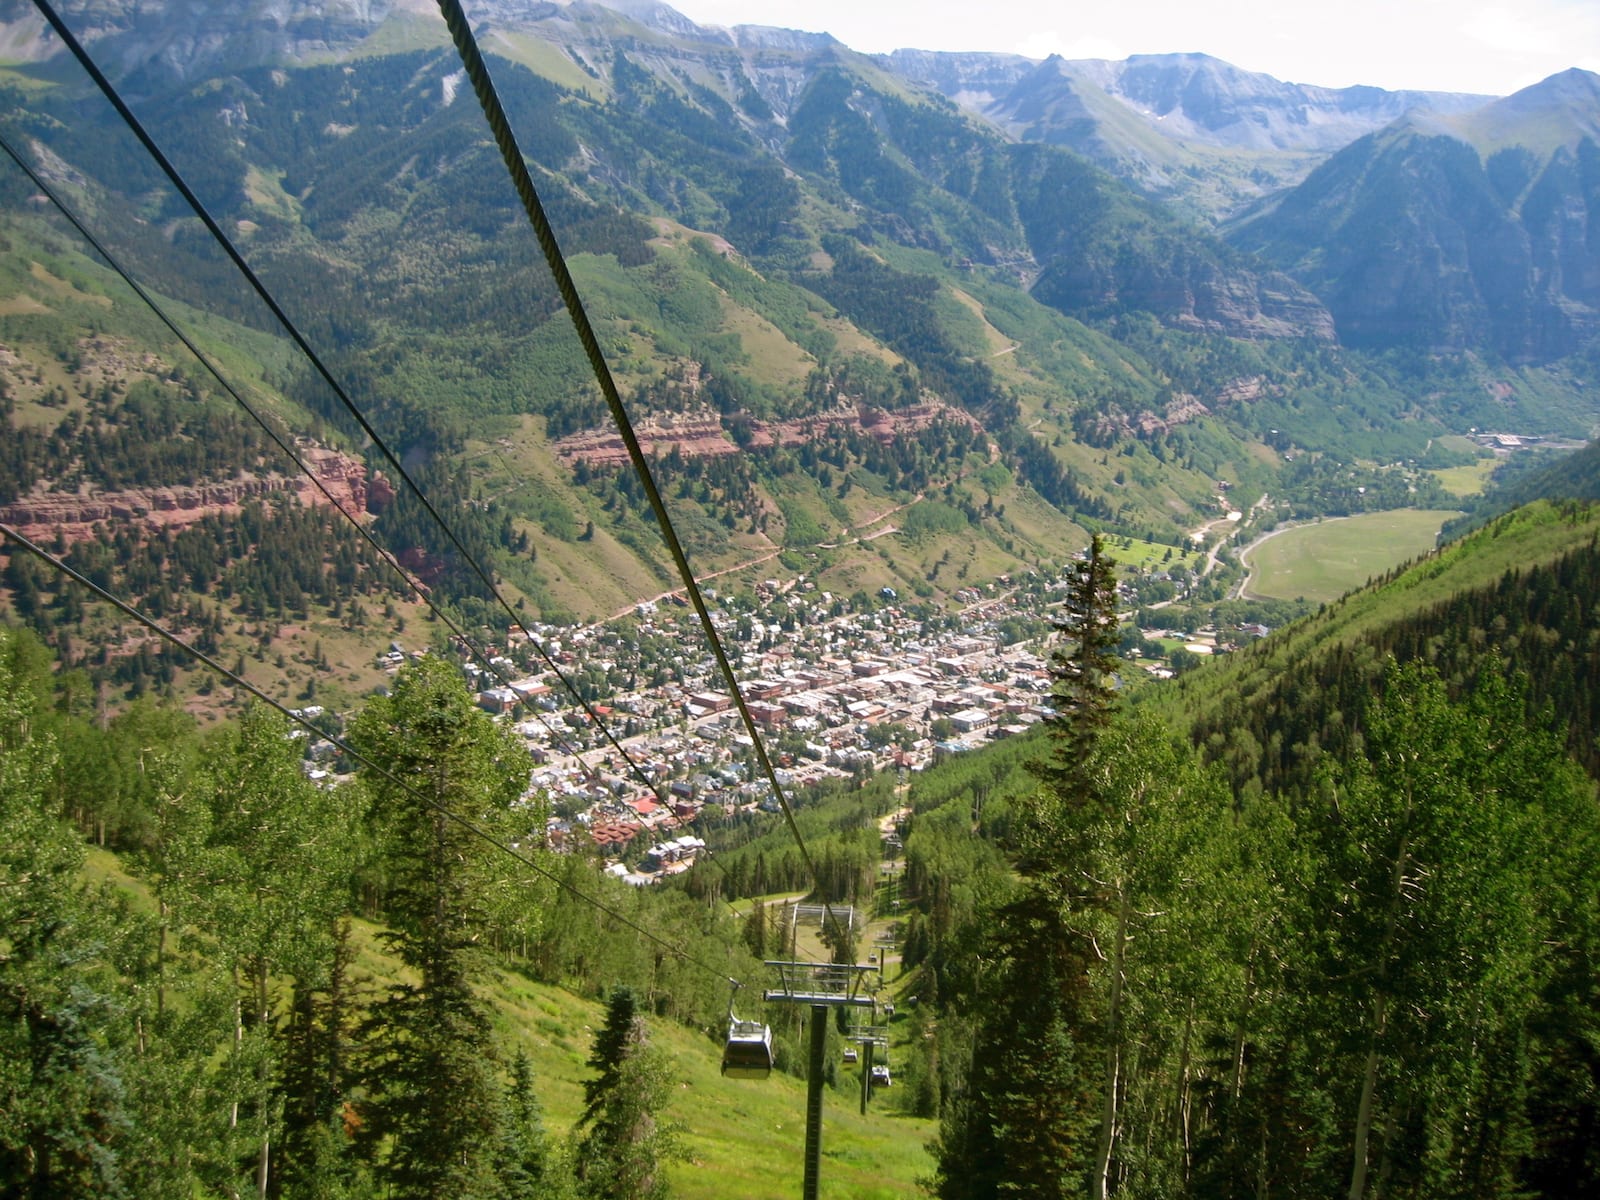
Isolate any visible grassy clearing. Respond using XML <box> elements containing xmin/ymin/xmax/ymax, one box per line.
<box><xmin>353</xmin><ymin>919</ymin><xmax>936</xmax><ymax>1199</ymax></box>
<box><xmin>1431</xmin><ymin>459</ymin><xmax>1498</xmax><ymax>498</ymax></box>
<box><xmin>717</xmin><ymin>295</ymin><xmax>817</xmax><ymax>387</ymax></box>
<box><xmin>1241</xmin><ymin>509</ymin><xmax>1462</xmax><ymax>603</ymax></box>
<box><xmin>489</xmin><ymin>30</ymin><xmax>609</xmax><ymax>96</ymax></box>
<box><xmin>1099</xmin><ymin>534</ymin><xmax>1204</xmax><ymax>575</ymax></box>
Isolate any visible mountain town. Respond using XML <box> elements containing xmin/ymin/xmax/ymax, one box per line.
<box><xmin>4</xmin><ymin>0</ymin><xmax>1600</xmax><ymax>1196</ymax></box>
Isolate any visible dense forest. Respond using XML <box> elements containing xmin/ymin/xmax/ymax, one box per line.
<box><xmin>0</xmin><ymin>631</ymin><xmax>753</xmax><ymax>1196</ymax></box>
<box><xmin>910</xmin><ymin>540</ymin><xmax>1600</xmax><ymax>1198</ymax></box>
<box><xmin>1189</xmin><ymin>501</ymin><xmax>1600</xmax><ymax>790</ymax></box>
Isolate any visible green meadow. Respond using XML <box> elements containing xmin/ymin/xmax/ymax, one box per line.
<box><xmin>1240</xmin><ymin>510</ymin><xmax>1462</xmax><ymax>604</ymax></box>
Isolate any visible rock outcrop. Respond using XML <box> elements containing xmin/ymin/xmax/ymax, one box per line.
<box><xmin>553</xmin><ymin>400</ymin><xmax>984</xmax><ymax>468</ymax></box>
<box><xmin>0</xmin><ymin>446</ymin><xmax>374</xmax><ymax>543</ymax></box>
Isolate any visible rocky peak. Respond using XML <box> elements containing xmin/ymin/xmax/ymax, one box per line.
<box><xmin>1053</xmin><ymin>52</ymin><xmax>1489</xmax><ymax>153</ymax></box>
<box><xmin>1406</xmin><ymin>68</ymin><xmax>1600</xmax><ymax>159</ymax></box>
<box><xmin>727</xmin><ymin>24</ymin><xmax>839</xmax><ymax>54</ymax></box>
<box><xmin>882</xmin><ymin>47</ymin><xmax>1036</xmax><ymax>110</ymax></box>
<box><xmin>570</xmin><ymin>0</ymin><xmax>723</xmax><ymax>42</ymax></box>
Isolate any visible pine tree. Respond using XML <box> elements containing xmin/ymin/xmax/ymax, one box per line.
<box><xmin>277</xmin><ymin>921</ymin><xmax>369</xmax><ymax>1199</ymax></box>
<box><xmin>349</xmin><ymin>658</ymin><xmax>533</xmax><ymax>1197</ymax></box>
<box><xmin>929</xmin><ymin>890</ymin><xmax>1098</xmax><ymax>1200</ymax></box>
<box><xmin>496</xmin><ymin>1051</ymin><xmax>570</xmax><ymax>1199</ymax></box>
<box><xmin>742</xmin><ymin>899</ymin><xmax>768</xmax><ymax>959</ymax></box>
<box><xmin>573</xmin><ymin>987</ymin><xmax>680</xmax><ymax>1200</ymax></box>
<box><xmin>1036</xmin><ymin>534</ymin><xmax>1120</xmax><ymax>818</ymax></box>
<box><xmin>0</xmin><ymin>630</ymin><xmax>133</xmax><ymax>1194</ymax></box>
<box><xmin>934</xmin><ymin>536</ymin><xmax>1134</xmax><ymax>1197</ymax></box>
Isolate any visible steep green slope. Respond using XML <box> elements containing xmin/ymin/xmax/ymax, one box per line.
<box><xmin>1149</xmin><ymin>499</ymin><xmax>1600</xmax><ymax>792</ymax></box>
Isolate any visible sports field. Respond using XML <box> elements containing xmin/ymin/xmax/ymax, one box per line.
<box><xmin>1240</xmin><ymin>509</ymin><xmax>1462</xmax><ymax>603</ymax></box>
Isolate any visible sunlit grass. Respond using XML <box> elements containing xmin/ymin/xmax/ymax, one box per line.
<box><xmin>1098</xmin><ymin>533</ymin><xmax>1203</xmax><ymax>575</ymax></box>
<box><xmin>1242</xmin><ymin>510</ymin><xmax>1461</xmax><ymax>603</ymax></box>
<box><xmin>1431</xmin><ymin>459</ymin><xmax>1498</xmax><ymax>498</ymax></box>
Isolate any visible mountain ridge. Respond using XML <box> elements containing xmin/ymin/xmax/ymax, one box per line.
<box><xmin>1226</xmin><ymin>69</ymin><xmax>1600</xmax><ymax>360</ymax></box>
<box><xmin>2</xmin><ymin>0</ymin><xmax>1598</xmax><ymax>658</ymax></box>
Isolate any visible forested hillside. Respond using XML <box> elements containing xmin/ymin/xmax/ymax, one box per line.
<box><xmin>7</xmin><ymin>3</ymin><xmax>1600</xmax><ymax>1196</ymax></box>
<box><xmin>5</xmin><ymin>0</ymin><xmax>1597</xmax><ymax>684</ymax></box>
<box><xmin>1168</xmin><ymin>500</ymin><xmax>1600</xmax><ymax>789</ymax></box>
<box><xmin>901</xmin><ymin>526</ymin><xmax>1600</xmax><ymax>1198</ymax></box>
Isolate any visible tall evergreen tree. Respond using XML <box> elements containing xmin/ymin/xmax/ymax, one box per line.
<box><xmin>573</xmin><ymin>987</ymin><xmax>679</xmax><ymax>1200</ymax></box>
<box><xmin>0</xmin><ymin>629</ymin><xmax>132</xmax><ymax>1195</ymax></box>
<box><xmin>276</xmin><ymin>921</ymin><xmax>370</xmax><ymax>1200</ymax></box>
<box><xmin>1036</xmin><ymin>534</ymin><xmax>1120</xmax><ymax>819</ymax></box>
<box><xmin>934</xmin><ymin>537</ymin><xmax>1127</xmax><ymax>1198</ymax></box>
<box><xmin>929</xmin><ymin>889</ymin><xmax>1098</xmax><ymax>1200</ymax></box>
<box><xmin>349</xmin><ymin>657</ymin><xmax>533</xmax><ymax>1197</ymax></box>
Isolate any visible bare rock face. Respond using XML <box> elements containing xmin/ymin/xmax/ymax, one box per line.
<box><xmin>0</xmin><ymin>447</ymin><xmax>374</xmax><ymax>543</ymax></box>
<box><xmin>366</xmin><ymin>471</ymin><xmax>397</xmax><ymax>513</ymax></box>
<box><xmin>0</xmin><ymin>0</ymin><xmax>438</xmax><ymax>84</ymax></box>
<box><xmin>295</xmin><ymin>445</ymin><xmax>370</xmax><ymax>513</ymax></box>
<box><xmin>1</xmin><ymin>478</ymin><xmax>279</xmax><ymax>536</ymax></box>
<box><xmin>1075</xmin><ymin>373</ymin><xmax>1276</xmax><ymax>443</ymax></box>
<box><xmin>1085</xmin><ymin>54</ymin><xmax>1487</xmax><ymax>154</ymax></box>
<box><xmin>1031</xmin><ymin>241</ymin><xmax>1336</xmax><ymax>342</ymax></box>
<box><xmin>552</xmin><ymin>399</ymin><xmax>984</xmax><ymax>468</ymax></box>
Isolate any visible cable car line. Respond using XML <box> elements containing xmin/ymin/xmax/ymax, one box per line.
<box><xmin>434</xmin><ymin>0</ymin><xmax>842</xmax><ymax>930</ymax></box>
<box><xmin>0</xmin><ymin>520</ymin><xmax>749</xmax><ymax>989</ymax></box>
<box><xmin>0</xmin><ymin>128</ymin><xmax>760</xmax><ymax>922</ymax></box>
<box><xmin>28</xmin><ymin>0</ymin><xmax>670</xmax><ymax>812</ymax></box>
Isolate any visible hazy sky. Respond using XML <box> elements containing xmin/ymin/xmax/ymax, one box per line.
<box><xmin>668</xmin><ymin>0</ymin><xmax>1600</xmax><ymax>96</ymax></box>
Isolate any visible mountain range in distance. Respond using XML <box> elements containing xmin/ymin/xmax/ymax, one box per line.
<box><xmin>6</xmin><ymin>0</ymin><xmax>1598</xmax><ymax>379</ymax></box>
<box><xmin>3</xmin><ymin>0</ymin><xmax>1600</xmax><ymax>651</ymax></box>
<box><xmin>0</xmin><ymin>0</ymin><xmax>1548</xmax><ymax>210</ymax></box>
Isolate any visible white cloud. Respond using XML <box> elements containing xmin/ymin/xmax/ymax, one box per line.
<box><xmin>1461</xmin><ymin>5</ymin><xmax>1577</xmax><ymax>56</ymax></box>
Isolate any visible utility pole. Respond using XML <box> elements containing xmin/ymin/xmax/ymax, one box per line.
<box><xmin>848</xmin><ymin>1023</ymin><xmax>889</xmax><ymax>1116</ymax></box>
<box><xmin>765</xmin><ymin>961</ymin><xmax>878</xmax><ymax>1200</ymax></box>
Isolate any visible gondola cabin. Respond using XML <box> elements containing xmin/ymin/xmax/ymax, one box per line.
<box><xmin>722</xmin><ymin>1017</ymin><xmax>774</xmax><ymax>1080</ymax></box>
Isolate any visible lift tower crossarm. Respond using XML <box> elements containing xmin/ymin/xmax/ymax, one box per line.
<box><xmin>763</xmin><ymin>960</ymin><xmax>879</xmax><ymax>1008</ymax></box>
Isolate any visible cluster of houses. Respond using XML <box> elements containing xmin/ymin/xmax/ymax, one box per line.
<box><xmin>506</xmin><ymin>623</ymin><xmax>1059</xmax><ymax>881</ymax></box>
<box><xmin>340</xmin><ymin>562</ymin><xmax>1260</xmax><ymax>884</ymax></box>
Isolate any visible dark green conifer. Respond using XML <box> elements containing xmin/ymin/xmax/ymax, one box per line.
<box><xmin>349</xmin><ymin>657</ymin><xmax>532</xmax><ymax>1197</ymax></box>
<box><xmin>1036</xmin><ymin>534</ymin><xmax>1120</xmax><ymax>818</ymax></box>
<box><xmin>574</xmin><ymin>987</ymin><xmax>679</xmax><ymax>1200</ymax></box>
